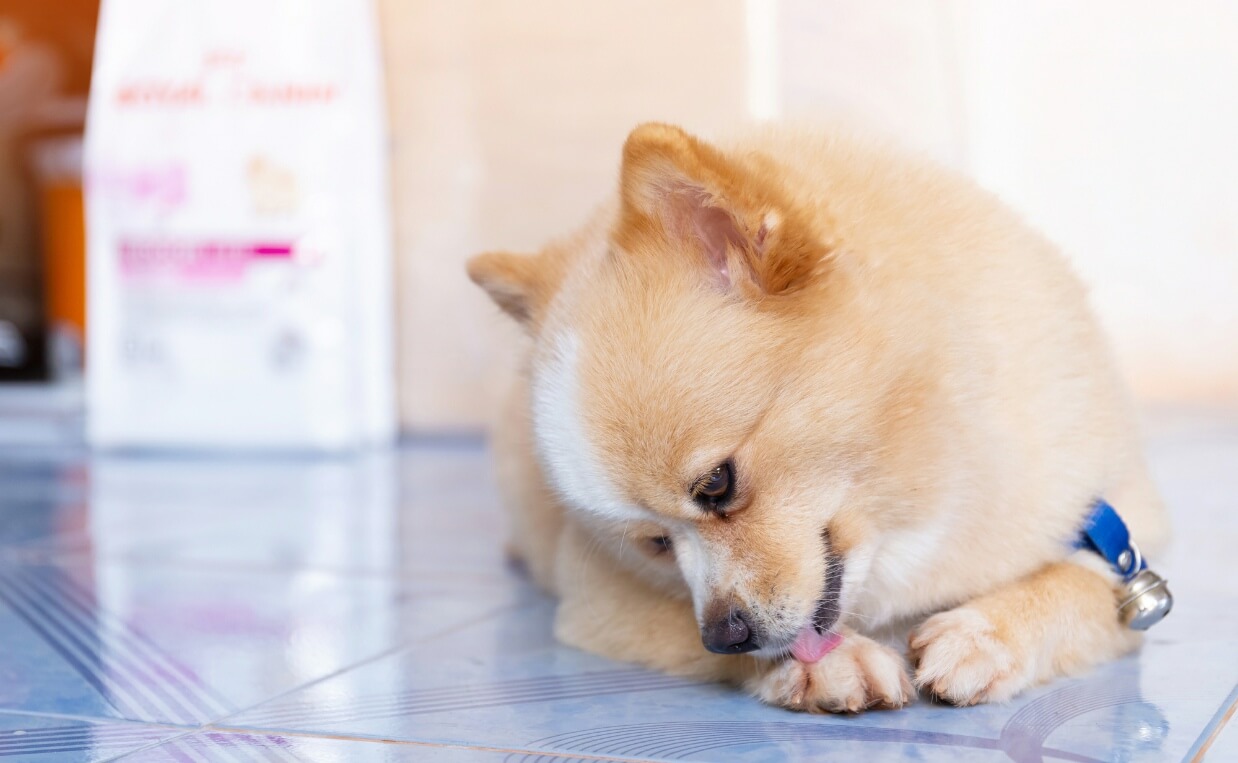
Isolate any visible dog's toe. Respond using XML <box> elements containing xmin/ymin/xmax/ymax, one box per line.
<box><xmin>910</xmin><ymin>608</ymin><xmax>1025</xmax><ymax>705</ymax></box>
<box><xmin>749</xmin><ymin>635</ymin><xmax>913</xmax><ymax>713</ymax></box>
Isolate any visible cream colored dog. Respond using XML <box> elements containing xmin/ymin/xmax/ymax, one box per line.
<box><xmin>467</xmin><ymin>123</ymin><xmax>1169</xmax><ymax>713</ymax></box>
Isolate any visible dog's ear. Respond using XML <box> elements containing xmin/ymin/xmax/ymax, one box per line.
<box><xmin>617</xmin><ymin>123</ymin><xmax>828</xmax><ymax>295</ymax></box>
<box><xmin>466</xmin><ymin>250</ymin><xmax>555</xmax><ymax>326</ymax></box>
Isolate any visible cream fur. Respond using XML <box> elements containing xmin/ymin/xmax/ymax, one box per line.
<box><xmin>467</xmin><ymin>122</ymin><xmax>1170</xmax><ymax>712</ymax></box>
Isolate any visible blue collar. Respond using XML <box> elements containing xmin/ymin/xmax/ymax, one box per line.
<box><xmin>1075</xmin><ymin>499</ymin><xmax>1146</xmax><ymax>581</ymax></box>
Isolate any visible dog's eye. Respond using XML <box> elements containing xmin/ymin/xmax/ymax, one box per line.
<box><xmin>647</xmin><ymin>535</ymin><xmax>674</xmax><ymax>555</ymax></box>
<box><xmin>692</xmin><ymin>462</ymin><xmax>734</xmax><ymax>509</ymax></box>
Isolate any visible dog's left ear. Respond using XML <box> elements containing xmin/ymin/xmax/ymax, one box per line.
<box><xmin>617</xmin><ymin>123</ymin><xmax>828</xmax><ymax>295</ymax></box>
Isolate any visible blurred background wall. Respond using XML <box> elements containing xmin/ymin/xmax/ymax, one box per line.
<box><xmin>380</xmin><ymin>0</ymin><xmax>1238</xmax><ymax>431</ymax></box>
<box><xmin>3</xmin><ymin>1</ymin><xmax>1235</xmax><ymax>437</ymax></box>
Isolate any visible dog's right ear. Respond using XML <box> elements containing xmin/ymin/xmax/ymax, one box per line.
<box><xmin>466</xmin><ymin>250</ymin><xmax>553</xmax><ymax>326</ymax></box>
<box><xmin>617</xmin><ymin>123</ymin><xmax>829</xmax><ymax>296</ymax></box>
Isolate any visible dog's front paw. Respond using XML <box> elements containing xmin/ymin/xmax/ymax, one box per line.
<box><xmin>748</xmin><ymin>636</ymin><xmax>913</xmax><ymax>713</ymax></box>
<box><xmin>909</xmin><ymin>608</ymin><xmax>1029</xmax><ymax>705</ymax></box>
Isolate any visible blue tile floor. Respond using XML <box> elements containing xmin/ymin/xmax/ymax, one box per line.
<box><xmin>0</xmin><ymin>409</ymin><xmax>1235</xmax><ymax>761</ymax></box>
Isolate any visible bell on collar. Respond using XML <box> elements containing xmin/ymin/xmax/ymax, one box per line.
<box><xmin>1118</xmin><ymin>569</ymin><xmax>1173</xmax><ymax>630</ymax></box>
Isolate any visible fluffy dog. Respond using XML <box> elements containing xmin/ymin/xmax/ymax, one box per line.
<box><xmin>467</xmin><ymin>123</ymin><xmax>1169</xmax><ymax>712</ymax></box>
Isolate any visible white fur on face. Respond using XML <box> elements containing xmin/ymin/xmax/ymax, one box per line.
<box><xmin>669</xmin><ymin>529</ymin><xmax>711</xmax><ymax>617</ymax></box>
<box><xmin>674</xmin><ymin>527</ymin><xmax>768</xmax><ymax>625</ymax></box>
<box><xmin>531</xmin><ymin>331</ymin><xmax>650</xmax><ymax>522</ymax></box>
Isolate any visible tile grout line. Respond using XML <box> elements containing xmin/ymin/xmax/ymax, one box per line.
<box><xmin>10</xmin><ymin>714</ymin><xmax>668</xmax><ymax>763</ymax></box>
<box><xmin>201</xmin><ymin>597</ymin><xmax>537</xmax><ymax>730</ymax></box>
<box><xmin>92</xmin><ymin>598</ymin><xmax>595</xmax><ymax>761</ymax></box>
<box><xmin>0</xmin><ymin>589</ymin><xmax>541</xmax><ymax>759</ymax></box>
<box><xmin>202</xmin><ymin>725</ymin><xmax>665</xmax><ymax>763</ymax></box>
<box><xmin>1186</xmin><ymin>679</ymin><xmax>1238</xmax><ymax>763</ymax></box>
<box><xmin>0</xmin><ymin>704</ymin><xmax>209</xmax><ymax>762</ymax></box>
<box><xmin>0</xmin><ymin>707</ymin><xmax>192</xmax><ymax>730</ymax></box>
<box><xmin>99</xmin><ymin>727</ymin><xmax>203</xmax><ymax>763</ymax></box>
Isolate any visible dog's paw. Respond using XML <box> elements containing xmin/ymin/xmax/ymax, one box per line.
<box><xmin>909</xmin><ymin>608</ymin><xmax>1028</xmax><ymax>705</ymax></box>
<box><xmin>748</xmin><ymin>636</ymin><xmax>913</xmax><ymax>713</ymax></box>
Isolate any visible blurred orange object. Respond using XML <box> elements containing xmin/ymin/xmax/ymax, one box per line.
<box><xmin>32</xmin><ymin>136</ymin><xmax>86</xmax><ymax>351</ymax></box>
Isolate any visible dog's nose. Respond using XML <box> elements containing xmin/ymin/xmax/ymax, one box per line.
<box><xmin>701</xmin><ymin>606</ymin><xmax>760</xmax><ymax>654</ymax></box>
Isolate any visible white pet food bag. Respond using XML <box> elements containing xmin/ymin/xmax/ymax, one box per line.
<box><xmin>85</xmin><ymin>0</ymin><xmax>395</xmax><ymax>450</ymax></box>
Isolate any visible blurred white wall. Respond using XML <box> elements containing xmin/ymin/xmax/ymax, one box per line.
<box><xmin>380</xmin><ymin>0</ymin><xmax>1238</xmax><ymax>431</ymax></box>
<box><xmin>950</xmin><ymin>2</ymin><xmax>1238</xmax><ymax>403</ymax></box>
<box><xmin>380</xmin><ymin>0</ymin><xmax>748</xmax><ymax>430</ymax></box>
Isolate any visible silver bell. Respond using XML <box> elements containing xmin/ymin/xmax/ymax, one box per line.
<box><xmin>1118</xmin><ymin>569</ymin><xmax>1173</xmax><ymax>630</ymax></box>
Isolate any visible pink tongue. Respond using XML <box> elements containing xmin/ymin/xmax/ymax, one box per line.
<box><xmin>790</xmin><ymin>625</ymin><xmax>843</xmax><ymax>664</ymax></box>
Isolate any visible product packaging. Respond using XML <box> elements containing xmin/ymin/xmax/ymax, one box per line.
<box><xmin>85</xmin><ymin>0</ymin><xmax>395</xmax><ymax>450</ymax></box>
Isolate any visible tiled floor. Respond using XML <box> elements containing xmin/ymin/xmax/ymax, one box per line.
<box><xmin>0</xmin><ymin>409</ymin><xmax>1235</xmax><ymax>762</ymax></box>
